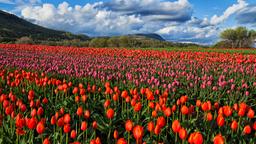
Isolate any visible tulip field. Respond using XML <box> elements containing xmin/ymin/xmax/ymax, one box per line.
<box><xmin>0</xmin><ymin>44</ymin><xmax>256</xmax><ymax>144</ymax></box>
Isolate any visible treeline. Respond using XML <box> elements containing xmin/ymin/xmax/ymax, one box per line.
<box><xmin>1</xmin><ymin>36</ymin><xmax>202</xmax><ymax>48</ymax></box>
<box><xmin>214</xmin><ymin>27</ymin><xmax>256</xmax><ymax>48</ymax></box>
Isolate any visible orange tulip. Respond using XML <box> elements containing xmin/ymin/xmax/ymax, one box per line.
<box><xmin>133</xmin><ymin>125</ymin><xmax>144</xmax><ymax>140</ymax></box>
<box><xmin>181</xmin><ymin>105</ymin><xmax>189</xmax><ymax>115</ymax></box>
<box><xmin>206</xmin><ymin>112</ymin><xmax>213</xmax><ymax>121</ymax></box>
<box><xmin>116</xmin><ymin>138</ymin><xmax>127</xmax><ymax>144</ymax></box>
<box><xmin>230</xmin><ymin>120</ymin><xmax>238</xmax><ymax>131</ymax></box>
<box><xmin>113</xmin><ymin>130</ymin><xmax>118</xmax><ymax>139</ymax></box>
<box><xmin>63</xmin><ymin>113</ymin><xmax>71</xmax><ymax>124</ymax></box>
<box><xmin>147</xmin><ymin>121</ymin><xmax>154</xmax><ymax>132</ymax></box>
<box><xmin>81</xmin><ymin>121</ymin><xmax>87</xmax><ymax>131</ymax></box>
<box><xmin>217</xmin><ymin>115</ymin><xmax>225</xmax><ymax>127</ymax></box>
<box><xmin>156</xmin><ymin>116</ymin><xmax>166</xmax><ymax>128</ymax></box>
<box><xmin>164</xmin><ymin>107</ymin><xmax>171</xmax><ymax>117</ymax></box>
<box><xmin>213</xmin><ymin>134</ymin><xmax>224</xmax><ymax>144</ymax></box>
<box><xmin>179</xmin><ymin>128</ymin><xmax>187</xmax><ymax>140</ymax></box>
<box><xmin>247</xmin><ymin>108</ymin><xmax>254</xmax><ymax>119</ymax></box>
<box><xmin>172</xmin><ymin>120</ymin><xmax>181</xmax><ymax>133</ymax></box>
<box><xmin>76</xmin><ymin>106</ymin><xmax>83</xmax><ymax>116</ymax></box>
<box><xmin>125</xmin><ymin>120</ymin><xmax>133</xmax><ymax>132</ymax></box>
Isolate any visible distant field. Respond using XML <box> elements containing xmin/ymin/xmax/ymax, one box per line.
<box><xmin>138</xmin><ymin>47</ymin><xmax>256</xmax><ymax>54</ymax></box>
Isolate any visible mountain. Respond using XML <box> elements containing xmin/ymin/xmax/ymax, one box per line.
<box><xmin>0</xmin><ymin>10</ymin><xmax>89</xmax><ymax>42</ymax></box>
<box><xmin>127</xmin><ymin>33</ymin><xmax>165</xmax><ymax>41</ymax></box>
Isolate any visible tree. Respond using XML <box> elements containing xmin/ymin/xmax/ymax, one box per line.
<box><xmin>107</xmin><ymin>37</ymin><xmax>119</xmax><ymax>47</ymax></box>
<box><xmin>220</xmin><ymin>29</ymin><xmax>237</xmax><ymax>48</ymax></box>
<box><xmin>119</xmin><ymin>36</ymin><xmax>130</xmax><ymax>48</ymax></box>
<box><xmin>89</xmin><ymin>38</ymin><xmax>108</xmax><ymax>48</ymax></box>
<box><xmin>15</xmin><ymin>36</ymin><xmax>34</xmax><ymax>44</ymax></box>
<box><xmin>219</xmin><ymin>27</ymin><xmax>256</xmax><ymax>48</ymax></box>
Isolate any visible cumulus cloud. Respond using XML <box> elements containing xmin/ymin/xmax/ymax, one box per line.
<box><xmin>187</xmin><ymin>17</ymin><xmax>212</xmax><ymax>28</ymax></box>
<box><xmin>21</xmin><ymin>2</ymin><xmax>143</xmax><ymax>36</ymax></box>
<box><xmin>102</xmin><ymin>0</ymin><xmax>192</xmax><ymax>22</ymax></box>
<box><xmin>236</xmin><ymin>5</ymin><xmax>256</xmax><ymax>25</ymax></box>
<box><xmin>156</xmin><ymin>24</ymin><xmax>220</xmax><ymax>45</ymax></box>
<box><xmin>210</xmin><ymin>0</ymin><xmax>248</xmax><ymax>25</ymax></box>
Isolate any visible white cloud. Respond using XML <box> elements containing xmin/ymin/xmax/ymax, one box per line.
<box><xmin>156</xmin><ymin>24</ymin><xmax>220</xmax><ymax>45</ymax></box>
<box><xmin>20</xmin><ymin>2</ymin><xmax>143</xmax><ymax>36</ymax></box>
<box><xmin>210</xmin><ymin>0</ymin><xmax>248</xmax><ymax>25</ymax></box>
<box><xmin>236</xmin><ymin>5</ymin><xmax>256</xmax><ymax>25</ymax></box>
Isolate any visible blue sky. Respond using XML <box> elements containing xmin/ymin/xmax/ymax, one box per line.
<box><xmin>0</xmin><ymin>0</ymin><xmax>256</xmax><ymax>45</ymax></box>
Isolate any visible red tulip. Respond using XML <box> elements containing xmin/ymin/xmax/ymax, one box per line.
<box><xmin>95</xmin><ymin>137</ymin><xmax>101</xmax><ymax>144</ymax></box>
<box><xmin>172</xmin><ymin>120</ymin><xmax>181</xmax><ymax>133</ymax></box>
<box><xmin>84</xmin><ymin>110</ymin><xmax>90</xmax><ymax>119</ymax></box>
<box><xmin>188</xmin><ymin>132</ymin><xmax>203</xmax><ymax>144</ymax></box>
<box><xmin>57</xmin><ymin>117</ymin><xmax>64</xmax><ymax>127</ymax></box>
<box><xmin>60</xmin><ymin>107</ymin><xmax>65</xmax><ymax>115</ymax></box>
<box><xmin>206</xmin><ymin>112</ymin><xmax>213</xmax><ymax>121</ymax></box>
<box><xmin>93</xmin><ymin>121</ymin><xmax>98</xmax><ymax>129</ymax></box>
<box><xmin>70</xmin><ymin>130</ymin><xmax>77</xmax><ymax>139</ymax></box>
<box><xmin>113</xmin><ymin>130</ymin><xmax>119</xmax><ymax>139</ymax></box>
<box><xmin>63</xmin><ymin>124</ymin><xmax>71</xmax><ymax>133</ymax></box>
<box><xmin>36</xmin><ymin>122</ymin><xmax>45</xmax><ymax>134</ymax></box>
<box><xmin>164</xmin><ymin>107</ymin><xmax>171</xmax><ymax>117</ymax></box>
<box><xmin>147</xmin><ymin>121</ymin><xmax>154</xmax><ymax>132</ymax></box>
<box><xmin>231</xmin><ymin>120</ymin><xmax>238</xmax><ymax>131</ymax></box>
<box><xmin>31</xmin><ymin>109</ymin><xmax>37</xmax><ymax>117</ymax></box>
<box><xmin>20</xmin><ymin>104</ymin><xmax>27</xmax><ymax>112</ymax></box>
<box><xmin>27</xmin><ymin>117</ymin><xmax>37</xmax><ymax>129</ymax></box>
<box><xmin>42</xmin><ymin>97</ymin><xmax>48</xmax><ymax>104</ymax></box>
<box><xmin>104</xmin><ymin>99</ymin><xmax>110</xmax><ymax>108</ymax></box>
<box><xmin>243</xmin><ymin>125</ymin><xmax>251</xmax><ymax>134</ymax></box>
<box><xmin>106</xmin><ymin>108</ymin><xmax>114</xmax><ymax>119</ymax></box>
<box><xmin>217</xmin><ymin>115</ymin><xmax>225</xmax><ymax>127</ymax></box>
<box><xmin>16</xmin><ymin>128</ymin><xmax>26</xmax><ymax>135</ymax></box>
<box><xmin>154</xmin><ymin>125</ymin><xmax>161</xmax><ymax>135</ymax></box>
<box><xmin>134</xmin><ymin>102</ymin><xmax>142</xmax><ymax>112</ymax></box>
<box><xmin>133</xmin><ymin>125</ymin><xmax>144</xmax><ymax>140</ymax></box>
<box><xmin>76</xmin><ymin>106</ymin><xmax>83</xmax><ymax>116</ymax></box>
<box><xmin>156</xmin><ymin>116</ymin><xmax>166</xmax><ymax>128</ymax></box>
<box><xmin>43</xmin><ymin>137</ymin><xmax>51</xmax><ymax>144</ymax></box>
<box><xmin>247</xmin><ymin>108</ymin><xmax>254</xmax><ymax>119</ymax></box>
<box><xmin>81</xmin><ymin>121</ymin><xmax>87</xmax><ymax>131</ymax></box>
<box><xmin>50</xmin><ymin>116</ymin><xmax>56</xmax><ymax>125</ymax></box>
<box><xmin>201</xmin><ymin>102</ymin><xmax>209</xmax><ymax>111</ymax></box>
<box><xmin>125</xmin><ymin>120</ymin><xmax>133</xmax><ymax>132</ymax></box>
<box><xmin>223</xmin><ymin>106</ymin><xmax>232</xmax><ymax>117</ymax></box>
<box><xmin>72</xmin><ymin>87</ymin><xmax>78</xmax><ymax>94</ymax></box>
<box><xmin>181</xmin><ymin>105</ymin><xmax>189</xmax><ymax>115</ymax></box>
<box><xmin>148</xmin><ymin>102</ymin><xmax>155</xmax><ymax>109</ymax></box>
<box><xmin>213</xmin><ymin>134</ymin><xmax>224</xmax><ymax>144</ymax></box>
<box><xmin>37</xmin><ymin>107</ymin><xmax>44</xmax><ymax>116</ymax></box>
<box><xmin>238</xmin><ymin>108</ymin><xmax>246</xmax><ymax>117</ymax></box>
<box><xmin>63</xmin><ymin>114</ymin><xmax>71</xmax><ymax>124</ymax></box>
<box><xmin>196</xmin><ymin>100</ymin><xmax>201</xmax><ymax>107</ymax></box>
<box><xmin>116</xmin><ymin>138</ymin><xmax>127</xmax><ymax>144</ymax></box>
<box><xmin>179</xmin><ymin>128</ymin><xmax>187</xmax><ymax>140</ymax></box>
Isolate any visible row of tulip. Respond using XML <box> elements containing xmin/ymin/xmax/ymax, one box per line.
<box><xmin>0</xmin><ymin>68</ymin><xmax>255</xmax><ymax>144</ymax></box>
<box><xmin>0</xmin><ymin>44</ymin><xmax>255</xmax><ymax>144</ymax></box>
